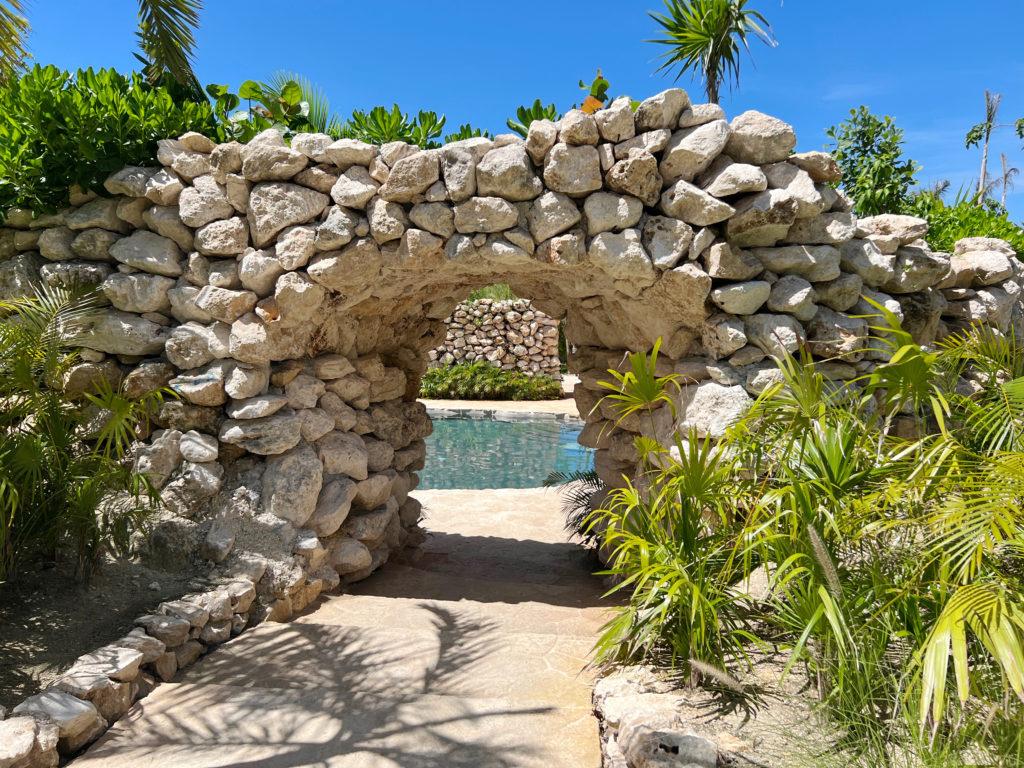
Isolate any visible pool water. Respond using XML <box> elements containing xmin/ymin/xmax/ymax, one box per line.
<box><xmin>418</xmin><ymin>418</ymin><xmax>594</xmax><ymax>489</ymax></box>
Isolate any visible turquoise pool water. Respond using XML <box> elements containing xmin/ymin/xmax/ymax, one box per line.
<box><xmin>418</xmin><ymin>418</ymin><xmax>594</xmax><ymax>489</ymax></box>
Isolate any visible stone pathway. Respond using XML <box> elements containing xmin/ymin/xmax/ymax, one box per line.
<box><xmin>73</xmin><ymin>489</ymin><xmax>610</xmax><ymax>767</ymax></box>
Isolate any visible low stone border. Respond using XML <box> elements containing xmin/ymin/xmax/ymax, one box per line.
<box><xmin>425</xmin><ymin>405</ymin><xmax>582</xmax><ymax>424</ymax></box>
<box><xmin>0</xmin><ymin>571</ymin><xmax>290</xmax><ymax>766</ymax></box>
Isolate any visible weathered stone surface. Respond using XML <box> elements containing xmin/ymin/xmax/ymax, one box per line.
<box><xmin>13</xmin><ymin>691</ymin><xmax>105</xmax><ymax>754</ymax></box>
<box><xmin>0</xmin><ymin>252</ymin><xmax>42</xmax><ymax>299</ymax></box>
<box><xmin>697</xmin><ymin>155</ymin><xmax>767</xmax><ymax>197</ymax></box>
<box><xmin>408</xmin><ymin>202</ymin><xmax>455</xmax><ymax>239</ymax></box>
<box><xmin>225</xmin><ymin>394</ymin><xmax>287</xmax><ymax>420</ymax></box>
<box><xmin>881</xmin><ymin>245</ymin><xmax>950</xmax><ymax>294</ymax></box>
<box><xmin>379</xmin><ymin>151</ymin><xmax>440</xmax><ymax>202</ymax></box>
<box><xmin>69</xmin><ymin>228</ymin><xmax>121</xmax><ymax>262</ymax></box>
<box><xmin>368</xmin><ymin>198</ymin><xmax>409</xmax><ymax>244</ymax></box>
<box><xmin>588</xmin><ymin>229</ymin><xmax>656</xmax><ymax>287</ymax></box>
<box><xmin>745</xmin><ymin>313</ymin><xmax>806</xmax><ymax>358</ymax></box>
<box><xmin>476</xmin><ymin>144</ymin><xmax>542</xmax><ymax>201</ymax></box>
<box><xmin>40</xmin><ymin>260</ymin><xmax>112</xmax><ymax>290</ymax></box>
<box><xmin>634</xmin><ymin>88</ymin><xmax>689</xmax><ymax>132</ymax></box>
<box><xmin>807</xmin><ymin>306</ymin><xmax>869</xmax><ymax>359</ymax></box>
<box><xmin>659</xmin><ymin>180</ymin><xmax>735</xmax><ymax>226</ymax></box>
<box><xmin>262</xmin><ymin>442</ymin><xmax>323</xmax><ymax>527</ymax></box>
<box><xmin>317</xmin><ymin>431</ymin><xmax>369</xmax><ymax>480</ymax></box>
<box><xmin>605</xmin><ymin>149</ymin><xmax>661</xmax><ymax>207</ymax></box>
<box><xmin>178</xmin><ymin>175</ymin><xmax>232</xmax><ymax>228</ymax></box>
<box><xmin>710</xmin><ymin>280</ymin><xmax>770</xmax><ymax>315</ymax></box>
<box><xmin>784</xmin><ymin>211</ymin><xmax>857</xmax><ymax>245</ymax></box>
<box><xmin>195</xmin><ymin>286</ymin><xmax>257</xmax><ymax>324</ymax></box>
<box><xmin>543</xmin><ymin>143</ymin><xmax>602</xmax><ymax>196</ymax></box>
<box><xmin>790</xmin><ymin>151</ymin><xmax>843</xmax><ymax>183</ymax></box>
<box><xmin>641</xmin><ymin>216</ymin><xmax>693</xmax><ymax>269</ymax></box>
<box><xmin>595</xmin><ymin>96</ymin><xmax>635</xmax><ymax>143</ymax></box>
<box><xmin>218</xmin><ymin>411</ymin><xmax>303</xmax><ymax>455</ymax></box>
<box><xmin>249</xmin><ymin>182</ymin><xmax>329</xmax><ymax>248</ymax></box>
<box><xmin>228</xmin><ymin>313</ymin><xmax>271</xmax><ymax>364</ymax></box>
<box><xmin>767</xmin><ymin>275</ymin><xmax>818</xmax><ymax>322</ymax></box>
<box><xmin>838</xmin><ymin>238</ymin><xmax>896</xmax><ymax>287</ymax></box>
<box><xmin>763</xmin><ymin>161</ymin><xmax>826</xmax><ymax>219</ymax></box>
<box><xmin>77</xmin><ymin>311</ymin><xmax>169</xmax><ymax>356</ymax></box>
<box><xmin>242</xmin><ymin>135</ymin><xmax>307</xmax><ymax>182</ymax></box>
<box><xmin>66</xmin><ymin>198</ymin><xmax>126</xmax><ymax>233</ymax></box>
<box><xmin>307</xmin><ymin>237</ymin><xmax>383</xmax><ymax>293</ymax></box>
<box><xmin>725</xmin><ymin>110</ymin><xmax>797</xmax><ymax>164</ymax></box>
<box><xmin>310</xmin><ymin>477</ymin><xmax>357</xmax><ymax>537</ymax></box>
<box><xmin>195</xmin><ymin>217</ymin><xmax>248</xmax><ymax>256</ymax></box>
<box><xmin>704</xmin><ymin>242</ymin><xmax>761</xmax><ymax>280</ymax></box>
<box><xmin>324</xmin><ymin>138</ymin><xmax>377</xmax><ymax>168</ymax></box>
<box><xmin>583</xmin><ymin>192</ymin><xmax>643</xmax><ymax>236</ymax></box>
<box><xmin>105</xmin><ymin>165</ymin><xmax>156</xmax><ymax>197</ymax></box>
<box><xmin>454</xmin><ymin>197</ymin><xmax>518</xmax><ymax>233</ymax></box>
<box><xmin>749</xmin><ymin>244</ymin><xmax>841</xmax><ymax>282</ymax></box>
<box><xmin>659</xmin><ymin>119</ymin><xmax>730</xmax><ymax>185</ymax></box>
<box><xmin>141</xmin><ymin>205</ymin><xmax>193</xmax><ymax>252</ymax></box>
<box><xmin>857</xmin><ymin>214</ymin><xmax>929</xmax><ymax>244</ymax></box>
<box><xmin>102</xmin><ymin>273</ymin><xmax>174</xmax><ymax>313</ymax></box>
<box><xmin>558</xmin><ymin>109</ymin><xmax>599</xmax><ymax>146</ymax></box>
<box><xmin>702</xmin><ymin>313</ymin><xmax>748</xmax><ymax>360</ymax></box>
<box><xmin>238</xmin><ymin>248</ymin><xmax>285</xmax><ymax>296</ymax></box>
<box><xmin>678</xmin><ymin>103</ymin><xmax>725</xmax><ymax>128</ymax></box>
<box><xmin>170</xmin><ymin>360</ymin><xmax>231</xmax><ymax>406</ymax></box>
<box><xmin>526</xmin><ymin>191</ymin><xmax>580</xmax><ymax>242</ymax></box>
<box><xmin>941</xmin><ymin>250</ymin><xmax>1013</xmax><ymax>288</ymax></box>
<box><xmin>815</xmin><ymin>272</ymin><xmax>863</xmax><ymax>312</ymax></box>
<box><xmin>330</xmin><ymin>536</ymin><xmax>372</xmax><ymax>574</ymax></box>
<box><xmin>39</xmin><ymin>226</ymin><xmax>77</xmax><ymax>261</ymax></box>
<box><xmin>109</xmin><ymin>231</ymin><xmax>183</xmax><ymax>276</ymax></box>
<box><xmin>678</xmin><ymin>381</ymin><xmax>752</xmax><ymax>439</ymax></box>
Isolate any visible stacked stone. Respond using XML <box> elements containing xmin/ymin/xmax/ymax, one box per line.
<box><xmin>0</xmin><ymin>86</ymin><xmax>1021</xmax><ymax>698</ymax></box>
<box><xmin>429</xmin><ymin>297</ymin><xmax>561</xmax><ymax>377</ymax></box>
<box><xmin>1</xmin><ymin>577</ymin><xmax>257</xmax><ymax>762</ymax></box>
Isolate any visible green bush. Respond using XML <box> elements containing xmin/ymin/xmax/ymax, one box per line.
<box><xmin>588</xmin><ymin>322</ymin><xmax>1024</xmax><ymax>764</ymax></box>
<box><xmin>419</xmin><ymin>362</ymin><xmax>561</xmax><ymax>401</ymax></box>
<box><xmin>0</xmin><ymin>287</ymin><xmax>165</xmax><ymax>585</ymax></box>
<box><xmin>0</xmin><ymin>65</ymin><xmax>218</xmax><ymax>215</ymax></box>
<box><xmin>903</xmin><ymin>189</ymin><xmax>1024</xmax><ymax>257</ymax></box>
<box><xmin>466</xmin><ymin>284</ymin><xmax>517</xmax><ymax>302</ymax></box>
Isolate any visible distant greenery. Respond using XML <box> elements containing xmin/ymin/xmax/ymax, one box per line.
<box><xmin>903</xmin><ymin>188</ymin><xmax>1024</xmax><ymax>257</ymax></box>
<box><xmin>0</xmin><ymin>286</ymin><xmax>165</xmax><ymax>586</ymax></box>
<box><xmin>467</xmin><ymin>284</ymin><xmax>518</xmax><ymax>302</ymax></box>
<box><xmin>420</xmin><ymin>362</ymin><xmax>561</xmax><ymax>401</ymax></box>
<box><xmin>827</xmin><ymin>106</ymin><xmax>920</xmax><ymax>216</ymax></box>
<box><xmin>0</xmin><ymin>65</ymin><xmax>217</xmax><ymax>215</ymax></box>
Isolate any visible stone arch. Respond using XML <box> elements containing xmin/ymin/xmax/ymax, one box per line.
<box><xmin>3</xmin><ymin>87</ymin><xmax>1020</xmax><ymax>620</ymax></box>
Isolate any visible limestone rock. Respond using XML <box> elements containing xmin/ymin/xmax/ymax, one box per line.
<box><xmin>368</xmin><ymin>198</ymin><xmax>409</xmax><ymax>244</ymax></box>
<box><xmin>941</xmin><ymin>250</ymin><xmax>1013</xmax><ymax>288</ymax></box>
<box><xmin>38</xmin><ymin>226</ymin><xmax>77</xmax><ymax>261</ymax></box>
<box><xmin>588</xmin><ymin>229</ymin><xmax>656</xmax><ymax>287</ymax></box>
<box><xmin>725</xmin><ymin>110</ymin><xmax>797</xmax><ymax>164</ymax></box>
<box><xmin>838</xmin><ymin>238</ymin><xmax>896</xmax><ymax>287</ymax></box>
<box><xmin>195</xmin><ymin>286</ymin><xmax>257</xmax><ymax>324</ymax></box>
<box><xmin>605</xmin><ymin>149</ymin><xmax>661</xmax><ymax>207</ymax></box>
<box><xmin>763</xmin><ymin>161</ymin><xmax>826</xmax><ymax>219</ymax></box>
<box><xmin>141</xmin><ymin>205</ymin><xmax>193</xmax><ymax>252</ymax></box>
<box><xmin>330</xmin><ymin>536</ymin><xmax>372</xmax><ymax>575</ymax></box>
<box><xmin>807</xmin><ymin>306</ymin><xmax>869</xmax><ymax>359</ymax></box>
<box><xmin>102</xmin><ymin>273</ymin><xmax>174</xmax><ymax>313</ymax></box>
<box><xmin>634</xmin><ymin>88</ymin><xmax>690</xmax><ymax>132</ymax></box>
<box><xmin>218</xmin><ymin>411</ymin><xmax>304</xmax><ymax>455</ymax></box>
<box><xmin>13</xmin><ymin>691</ymin><xmax>105</xmax><ymax>754</ymax></box>
<box><xmin>679</xmin><ymin>381</ymin><xmax>752</xmax><ymax>439</ymax></box>
<box><xmin>749</xmin><ymin>244</ymin><xmax>841</xmax><ymax>282</ymax></box>
<box><xmin>317</xmin><ymin>431</ymin><xmax>369</xmax><ymax>480</ymax></box>
<box><xmin>641</xmin><ymin>216</ymin><xmax>693</xmax><ymax>269</ymax></box>
<box><xmin>241</xmin><ymin>140</ymin><xmax>308</xmax><ymax>182</ymax></box>
<box><xmin>310</xmin><ymin>477</ymin><xmax>357</xmax><ymax>537</ymax></box>
<box><xmin>77</xmin><ymin>311</ymin><xmax>169</xmax><ymax>356</ymax></box>
<box><xmin>702</xmin><ymin>313</ymin><xmax>748</xmax><ymax>359</ymax></box>
<box><xmin>704</xmin><ymin>242</ymin><xmax>761</xmax><ymax>280</ymax></box>
<box><xmin>476</xmin><ymin>144</ymin><xmax>542</xmax><ymax>201</ymax></box>
<box><xmin>262</xmin><ymin>442</ymin><xmax>323</xmax><ymax>527</ymax></box>
<box><xmin>857</xmin><ymin>214</ymin><xmax>929</xmax><ymax>244</ymax></box>
<box><xmin>697</xmin><ymin>155</ymin><xmax>767</xmax><ymax>197</ymax></box>
<box><xmin>583</xmin><ymin>192</ymin><xmax>643</xmax><ymax>236</ymax></box>
<box><xmin>0</xmin><ymin>252</ymin><xmax>42</xmax><ymax>299</ymax></box>
<box><xmin>659</xmin><ymin>180</ymin><xmax>735</xmax><ymax>226</ymax></box>
<box><xmin>238</xmin><ymin>248</ymin><xmax>285</xmax><ymax>296</ymax></box>
<box><xmin>767</xmin><ymin>275</ymin><xmax>818</xmax><ymax>322</ymax></box>
<box><xmin>659</xmin><ymin>119</ymin><xmax>730</xmax><ymax>184</ymax></box>
<box><xmin>109</xmin><ymin>231</ymin><xmax>183</xmax><ymax>276</ymax></box>
<box><xmin>454</xmin><ymin>197</ymin><xmax>519</xmax><ymax>233</ymax></box>
<box><xmin>881</xmin><ymin>245</ymin><xmax>950</xmax><ymax>294</ymax></box>
<box><xmin>249</xmin><ymin>182</ymin><xmax>329</xmax><ymax>248</ymax></box>
<box><xmin>379</xmin><ymin>151</ymin><xmax>440</xmax><ymax>202</ymax></box>
<box><xmin>324</xmin><ymin>138</ymin><xmax>377</xmax><ymax>168</ymax></box>
<box><xmin>789</xmin><ymin>151</ymin><xmax>843</xmax><ymax>183</ymax></box>
<box><xmin>178</xmin><ymin>175</ymin><xmax>233</xmax><ymax>228</ymax></box>
<box><xmin>225</xmin><ymin>394</ymin><xmax>287</xmax><ymax>419</ymax></box>
<box><xmin>409</xmin><ymin>202</ymin><xmax>455</xmax><ymax>239</ymax></box>
<box><xmin>745</xmin><ymin>313</ymin><xmax>806</xmax><ymax>358</ymax></box>
<box><xmin>543</xmin><ymin>143</ymin><xmax>602</xmax><ymax>197</ymax></box>
<box><xmin>710</xmin><ymin>280</ymin><xmax>770</xmax><ymax>315</ymax></box>
<box><xmin>595</xmin><ymin>96</ymin><xmax>635</xmax><ymax>143</ymax></box>
<box><xmin>784</xmin><ymin>212</ymin><xmax>857</xmax><ymax>245</ymax></box>
<box><xmin>195</xmin><ymin>217</ymin><xmax>249</xmax><ymax>256</ymax></box>
<box><xmin>526</xmin><ymin>191</ymin><xmax>580</xmax><ymax>242</ymax></box>
<box><xmin>815</xmin><ymin>273</ymin><xmax>863</xmax><ymax>312</ymax></box>
<box><xmin>66</xmin><ymin>198</ymin><xmax>127</xmax><ymax>233</ymax></box>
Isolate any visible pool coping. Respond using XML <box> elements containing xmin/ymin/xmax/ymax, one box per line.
<box><xmin>424</xmin><ymin>405</ymin><xmax>583</xmax><ymax>424</ymax></box>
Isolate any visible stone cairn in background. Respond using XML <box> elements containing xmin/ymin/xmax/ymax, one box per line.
<box><xmin>428</xmin><ymin>297</ymin><xmax>561</xmax><ymax>378</ymax></box>
<box><xmin>1</xmin><ymin>85</ymin><xmax>1022</xmax><ymax>763</ymax></box>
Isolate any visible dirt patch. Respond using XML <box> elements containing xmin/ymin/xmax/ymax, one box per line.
<box><xmin>0</xmin><ymin>553</ymin><xmax>209</xmax><ymax>710</ymax></box>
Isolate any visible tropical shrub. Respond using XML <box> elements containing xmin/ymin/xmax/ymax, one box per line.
<box><xmin>467</xmin><ymin>284</ymin><xmax>517</xmax><ymax>302</ymax></box>
<box><xmin>0</xmin><ymin>65</ymin><xmax>217</xmax><ymax>215</ymax></box>
<box><xmin>902</xmin><ymin>188</ymin><xmax>1024</xmax><ymax>257</ymax></box>
<box><xmin>419</xmin><ymin>362</ymin><xmax>561</xmax><ymax>401</ymax></box>
<box><xmin>827</xmin><ymin>105</ymin><xmax>920</xmax><ymax>216</ymax></box>
<box><xmin>587</xmin><ymin>321</ymin><xmax>1024</xmax><ymax>765</ymax></box>
<box><xmin>507</xmin><ymin>99</ymin><xmax>562</xmax><ymax>138</ymax></box>
<box><xmin>0</xmin><ymin>287</ymin><xmax>165</xmax><ymax>585</ymax></box>
<box><xmin>543</xmin><ymin>469</ymin><xmax>605</xmax><ymax>547</ymax></box>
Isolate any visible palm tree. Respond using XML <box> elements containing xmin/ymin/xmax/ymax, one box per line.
<box><xmin>647</xmin><ymin>0</ymin><xmax>777</xmax><ymax>104</ymax></box>
<box><xmin>966</xmin><ymin>90</ymin><xmax>1003</xmax><ymax>198</ymax></box>
<box><xmin>999</xmin><ymin>153</ymin><xmax>1019</xmax><ymax>208</ymax></box>
<box><xmin>0</xmin><ymin>0</ymin><xmax>202</xmax><ymax>86</ymax></box>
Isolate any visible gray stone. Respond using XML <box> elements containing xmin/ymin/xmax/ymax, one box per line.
<box><xmin>697</xmin><ymin>155</ymin><xmax>767</xmax><ymax>197</ymax></box>
<box><xmin>218</xmin><ymin>411</ymin><xmax>304</xmax><ymax>455</ymax></box>
<box><xmin>379</xmin><ymin>151</ymin><xmax>440</xmax><ymax>202</ymax></box>
<box><xmin>238</xmin><ymin>248</ymin><xmax>285</xmax><ymax>296</ymax></box>
<box><xmin>77</xmin><ymin>311</ymin><xmax>169</xmax><ymax>356</ymax></box>
<box><xmin>476</xmin><ymin>144</ymin><xmax>542</xmax><ymax>201</ymax></box>
<box><xmin>262</xmin><ymin>442</ymin><xmax>323</xmax><ymax>527</ymax></box>
<box><xmin>179</xmin><ymin>430</ymin><xmax>218</xmax><ymax>462</ymax></box>
<box><xmin>195</xmin><ymin>286</ymin><xmax>257</xmax><ymax>324</ymax></box>
<box><xmin>324</xmin><ymin>138</ymin><xmax>377</xmax><ymax>168</ymax></box>
<box><xmin>881</xmin><ymin>245</ymin><xmax>950</xmax><ymax>294</ymax></box>
<box><xmin>790</xmin><ymin>151</ymin><xmax>843</xmax><ymax>183</ymax></box>
<box><xmin>807</xmin><ymin>306</ymin><xmax>869</xmax><ymax>359</ymax></box>
<box><xmin>225</xmin><ymin>394</ymin><xmax>288</xmax><ymax>420</ymax></box>
<box><xmin>368</xmin><ymin>198</ymin><xmax>409</xmax><ymax>244</ymax></box>
<box><xmin>588</xmin><ymin>229</ymin><xmax>656</xmax><ymax>287</ymax></box>
<box><xmin>454</xmin><ymin>197</ymin><xmax>519</xmax><ymax>233</ymax></box>
<box><xmin>142</xmin><ymin>205</ymin><xmax>193</xmax><ymax>252</ymax></box>
<box><xmin>409</xmin><ymin>202</ymin><xmax>455</xmax><ymax>239</ymax></box>
<box><xmin>857</xmin><ymin>214</ymin><xmax>929</xmax><ymax>244</ymax></box>
<box><xmin>526</xmin><ymin>191</ymin><xmax>580</xmax><ymax>242</ymax></box>
<box><xmin>634</xmin><ymin>88</ymin><xmax>689</xmax><ymax>131</ymax></box>
<box><xmin>659</xmin><ymin>180</ymin><xmax>734</xmax><ymax>226</ymax></box>
<box><xmin>678</xmin><ymin>102</ymin><xmax>726</xmax><ymax>128</ymax></box>
<box><xmin>679</xmin><ymin>381</ymin><xmax>752</xmax><ymax>439</ymax></box>
<box><xmin>815</xmin><ymin>272</ymin><xmax>863</xmax><ymax>311</ymax></box>
<box><xmin>559</xmin><ymin>109</ymin><xmax>599</xmax><ymax>146</ymax></box>
<box><xmin>249</xmin><ymin>182</ymin><xmax>329</xmax><ymax>248</ymax></box>
<box><xmin>317</xmin><ymin>431</ymin><xmax>369</xmax><ymax>480</ymax></box>
<box><xmin>543</xmin><ymin>143</ymin><xmax>602</xmax><ymax>197</ymax></box>
<box><xmin>195</xmin><ymin>217</ymin><xmax>248</xmax><ymax>256</ymax></box>
<box><xmin>767</xmin><ymin>275</ymin><xmax>818</xmax><ymax>322</ymax></box>
<box><xmin>594</xmin><ymin>96</ymin><xmax>635</xmax><ymax>143</ymax></box>
<box><xmin>784</xmin><ymin>212</ymin><xmax>857</xmax><ymax>245</ymax></box>
<box><xmin>725</xmin><ymin>188</ymin><xmax>799</xmax><ymax>248</ymax></box>
<box><xmin>711</xmin><ymin>280</ymin><xmax>770</xmax><ymax>315</ymax></box>
<box><xmin>66</xmin><ymin>198</ymin><xmax>127</xmax><ymax>232</ymax></box>
<box><xmin>749</xmin><ymin>244</ymin><xmax>841</xmax><ymax>282</ymax></box>
<box><xmin>102</xmin><ymin>273</ymin><xmax>174</xmax><ymax>313</ymax></box>
<box><xmin>763</xmin><ymin>161</ymin><xmax>826</xmax><ymax>218</ymax></box>
<box><xmin>725</xmin><ymin>110</ymin><xmax>797</xmax><ymax>164</ymax></box>
<box><xmin>659</xmin><ymin>119</ymin><xmax>730</xmax><ymax>185</ymax></box>
<box><xmin>641</xmin><ymin>216</ymin><xmax>694</xmax><ymax>269</ymax></box>
<box><xmin>178</xmin><ymin>175</ymin><xmax>233</xmax><ymax>227</ymax></box>
<box><xmin>310</xmin><ymin>477</ymin><xmax>357</xmax><ymax>537</ymax></box>
<box><xmin>330</xmin><ymin>536</ymin><xmax>372</xmax><ymax>575</ymax></box>
<box><xmin>72</xmin><ymin>228</ymin><xmax>123</xmax><ymax>261</ymax></box>
<box><xmin>838</xmin><ymin>238</ymin><xmax>896</xmax><ymax>287</ymax></box>
<box><xmin>109</xmin><ymin>231</ymin><xmax>183</xmax><ymax>276</ymax></box>
<box><xmin>745</xmin><ymin>313</ymin><xmax>806</xmax><ymax>358</ymax></box>
<box><xmin>583</xmin><ymin>192</ymin><xmax>643</xmax><ymax>235</ymax></box>
<box><xmin>38</xmin><ymin>226</ymin><xmax>78</xmax><ymax>261</ymax></box>
<box><xmin>702</xmin><ymin>313</ymin><xmax>748</xmax><ymax>360</ymax></box>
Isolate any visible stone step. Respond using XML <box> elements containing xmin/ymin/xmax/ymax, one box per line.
<box><xmin>73</xmin><ymin>682</ymin><xmax>602</xmax><ymax>768</ymax></box>
<box><xmin>349</xmin><ymin>562</ymin><xmax>613</xmax><ymax>609</ymax></box>
<box><xmin>296</xmin><ymin>591</ymin><xmax>611</xmax><ymax>639</ymax></box>
<box><xmin>177</xmin><ymin>620</ymin><xmax>597</xmax><ymax>707</ymax></box>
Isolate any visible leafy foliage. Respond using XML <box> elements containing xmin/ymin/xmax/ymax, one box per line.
<box><xmin>827</xmin><ymin>106</ymin><xmax>920</xmax><ymax>216</ymax></box>
<box><xmin>0</xmin><ymin>0</ymin><xmax>28</xmax><ymax>83</ymax></box>
<box><xmin>647</xmin><ymin>0</ymin><xmax>777</xmax><ymax>104</ymax></box>
<box><xmin>902</xmin><ymin>187</ymin><xmax>1024</xmax><ymax>257</ymax></box>
<box><xmin>543</xmin><ymin>469</ymin><xmax>605</xmax><ymax>546</ymax></box>
<box><xmin>588</xmin><ymin>325</ymin><xmax>1024</xmax><ymax>764</ymax></box>
<box><xmin>507</xmin><ymin>99</ymin><xmax>562</xmax><ymax>138</ymax></box>
<box><xmin>0</xmin><ymin>65</ymin><xmax>217</xmax><ymax>215</ymax></box>
<box><xmin>419</xmin><ymin>362</ymin><xmax>561</xmax><ymax>401</ymax></box>
<box><xmin>466</xmin><ymin>284</ymin><xmax>517</xmax><ymax>302</ymax></box>
<box><xmin>0</xmin><ymin>286</ymin><xmax>165</xmax><ymax>586</ymax></box>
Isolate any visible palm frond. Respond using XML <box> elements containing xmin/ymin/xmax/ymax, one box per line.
<box><xmin>0</xmin><ymin>0</ymin><xmax>29</xmax><ymax>83</ymax></box>
<box><xmin>136</xmin><ymin>0</ymin><xmax>201</xmax><ymax>87</ymax></box>
<box><xmin>268</xmin><ymin>70</ymin><xmax>344</xmax><ymax>137</ymax></box>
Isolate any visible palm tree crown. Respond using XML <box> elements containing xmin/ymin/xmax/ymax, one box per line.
<box><xmin>647</xmin><ymin>0</ymin><xmax>777</xmax><ymax>104</ymax></box>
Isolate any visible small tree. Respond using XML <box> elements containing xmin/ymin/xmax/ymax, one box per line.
<box><xmin>647</xmin><ymin>0</ymin><xmax>777</xmax><ymax>104</ymax></box>
<box><xmin>826</xmin><ymin>106</ymin><xmax>920</xmax><ymax>216</ymax></box>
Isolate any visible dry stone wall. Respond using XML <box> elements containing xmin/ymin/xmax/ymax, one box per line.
<box><xmin>1</xmin><ymin>88</ymin><xmax>1023</xmax><ymax>760</ymax></box>
<box><xmin>428</xmin><ymin>298</ymin><xmax>561</xmax><ymax>377</ymax></box>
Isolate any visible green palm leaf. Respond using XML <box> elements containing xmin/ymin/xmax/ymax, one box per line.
<box><xmin>136</xmin><ymin>0</ymin><xmax>202</xmax><ymax>87</ymax></box>
<box><xmin>0</xmin><ymin>0</ymin><xmax>29</xmax><ymax>82</ymax></box>
<box><xmin>268</xmin><ymin>71</ymin><xmax>344</xmax><ymax>137</ymax></box>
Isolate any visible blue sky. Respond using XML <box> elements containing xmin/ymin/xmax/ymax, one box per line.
<box><xmin>26</xmin><ymin>0</ymin><xmax>1024</xmax><ymax>221</ymax></box>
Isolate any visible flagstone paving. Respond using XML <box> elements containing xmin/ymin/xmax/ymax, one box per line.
<box><xmin>73</xmin><ymin>488</ymin><xmax>610</xmax><ymax>767</ymax></box>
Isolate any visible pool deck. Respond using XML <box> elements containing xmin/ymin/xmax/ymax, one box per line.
<box><xmin>420</xmin><ymin>397</ymin><xmax>581</xmax><ymax>422</ymax></box>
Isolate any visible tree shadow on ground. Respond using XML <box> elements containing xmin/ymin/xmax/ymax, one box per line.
<box><xmin>76</xmin><ymin>603</ymin><xmax>587</xmax><ymax>768</ymax></box>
